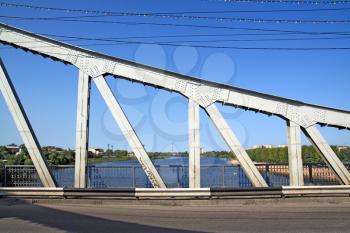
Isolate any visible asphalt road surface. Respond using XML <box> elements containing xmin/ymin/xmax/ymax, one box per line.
<box><xmin>0</xmin><ymin>198</ymin><xmax>349</xmax><ymax>233</ymax></box>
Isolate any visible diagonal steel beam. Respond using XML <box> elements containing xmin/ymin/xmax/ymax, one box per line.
<box><xmin>302</xmin><ymin>126</ymin><xmax>350</xmax><ymax>185</ymax></box>
<box><xmin>93</xmin><ymin>76</ymin><xmax>166</xmax><ymax>188</ymax></box>
<box><xmin>0</xmin><ymin>58</ymin><xmax>57</xmax><ymax>187</ymax></box>
<box><xmin>287</xmin><ymin>120</ymin><xmax>304</xmax><ymax>186</ymax></box>
<box><xmin>204</xmin><ymin>103</ymin><xmax>268</xmax><ymax>187</ymax></box>
<box><xmin>188</xmin><ymin>99</ymin><xmax>201</xmax><ymax>188</ymax></box>
<box><xmin>74</xmin><ymin>71</ymin><xmax>91</xmax><ymax>188</ymax></box>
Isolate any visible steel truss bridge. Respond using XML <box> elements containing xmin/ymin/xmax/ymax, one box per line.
<box><xmin>0</xmin><ymin>22</ymin><xmax>349</xmax><ymax>197</ymax></box>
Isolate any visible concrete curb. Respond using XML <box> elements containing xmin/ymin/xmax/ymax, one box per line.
<box><xmin>0</xmin><ymin>186</ymin><xmax>349</xmax><ymax>199</ymax></box>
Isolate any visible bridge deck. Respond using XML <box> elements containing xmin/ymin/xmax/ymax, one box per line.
<box><xmin>1</xmin><ymin>197</ymin><xmax>349</xmax><ymax>233</ymax></box>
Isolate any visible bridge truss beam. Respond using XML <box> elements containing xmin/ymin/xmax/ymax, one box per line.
<box><xmin>93</xmin><ymin>76</ymin><xmax>166</xmax><ymax>188</ymax></box>
<box><xmin>0</xmin><ymin>23</ymin><xmax>349</xmax><ymax>189</ymax></box>
<box><xmin>0</xmin><ymin>58</ymin><xmax>57</xmax><ymax>187</ymax></box>
<box><xmin>188</xmin><ymin>99</ymin><xmax>201</xmax><ymax>188</ymax></box>
<box><xmin>303</xmin><ymin>126</ymin><xmax>350</xmax><ymax>185</ymax></box>
<box><xmin>74</xmin><ymin>71</ymin><xmax>91</xmax><ymax>188</ymax></box>
<box><xmin>205</xmin><ymin>104</ymin><xmax>268</xmax><ymax>187</ymax></box>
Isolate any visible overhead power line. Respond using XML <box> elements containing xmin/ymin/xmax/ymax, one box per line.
<box><xmin>43</xmin><ymin>33</ymin><xmax>350</xmax><ymax>43</ymax></box>
<box><xmin>1</xmin><ymin>30</ymin><xmax>350</xmax><ymax>50</ymax></box>
<box><xmin>1</xmin><ymin>1</ymin><xmax>350</xmax><ymax>14</ymax></box>
<box><xmin>27</xmin><ymin>14</ymin><xmax>350</xmax><ymax>24</ymax></box>
<box><xmin>2</xmin><ymin>40</ymin><xmax>350</xmax><ymax>50</ymax></box>
<box><xmin>3</xmin><ymin>15</ymin><xmax>350</xmax><ymax>31</ymax></box>
<box><xmin>5</xmin><ymin>32</ymin><xmax>350</xmax><ymax>45</ymax></box>
<box><xmin>200</xmin><ymin>0</ymin><xmax>350</xmax><ymax>4</ymax></box>
<box><xmin>1</xmin><ymin>2</ymin><xmax>350</xmax><ymax>24</ymax></box>
<box><xmin>0</xmin><ymin>15</ymin><xmax>350</xmax><ymax>35</ymax></box>
<box><xmin>1</xmin><ymin>10</ymin><xmax>350</xmax><ymax>24</ymax></box>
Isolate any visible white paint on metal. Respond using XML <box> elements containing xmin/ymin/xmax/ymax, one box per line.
<box><xmin>0</xmin><ymin>187</ymin><xmax>64</xmax><ymax>197</ymax></box>
<box><xmin>287</xmin><ymin>120</ymin><xmax>304</xmax><ymax>186</ymax></box>
<box><xmin>188</xmin><ymin>99</ymin><xmax>201</xmax><ymax>188</ymax></box>
<box><xmin>303</xmin><ymin>126</ymin><xmax>350</xmax><ymax>185</ymax></box>
<box><xmin>282</xmin><ymin>185</ymin><xmax>350</xmax><ymax>195</ymax></box>
<box><xmin>93</xmin><ymin>76</ymin><xmax>166</xmax><ymax>188</ymax></box>
<box><xmin>204</xmin><ymin>104</ymin><xmax>268</xmax><ymax>187</ymax></box>
<box><xmin>0</xmin><ymin>23</ymin><xmax>350</xmax><ymax>189</ymax></box>
<box><xmin>74</xmin><ymin>71</ymin><xmax>91</xmax><ymax>188</ymax></box>
<box><xmin>0</xmin><ymin>23</ymin><xmax>349</xmax><ymax>130</ymax></box>
<box><xmin>135</xmin><ymin>188</ymin><xmax>210</xmax><ymax>197</ymax></box>
<box><xmin>0</xmin><ymin>59</ymin><xmax>57</xmax><ymax>187</ymax></box>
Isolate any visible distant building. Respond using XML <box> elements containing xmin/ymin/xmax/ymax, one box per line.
<box><xmin>336</xmin><ymin>146</ymin><xmax>349</xmax><ymax>151</ymax></box>
<box><xmin>88</xmin><ymin>148</ymin><xmax>104</xmax><ymax>156</ymax></box>
<box><xmin>252</xmin><ymin>144</ymin><xmax>274</xmax><ymax>149</ymax></box>
<box><xmin>5</xmin><ymin>144</ymin><xmax>21</xmax><ymax>154</ymax></box>
<box><xmin>127</xmin><ymin>152</ymin><xmax>135</xmax><ymax>157</ymax></box>
<box><xmin>43</xmin><ymin>146</ymin><xmax>63</xmax><ymax>152</ymax></box>
<box><xmin>252</xmin><ymin>144</ymin><xmax>287</xmax><ymax>149</ymax></box>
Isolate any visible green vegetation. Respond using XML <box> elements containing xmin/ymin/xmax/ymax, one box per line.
<box><xmin>148</xmin><ymin>151</ymin><xmax>187</xmax><ymax>160</ymax></box>
<box><xmin>88</xmin><ymin>149</ymin><xmax>130</xmax><ymax>164</ymax></box>
<box><xmin>202</xmin><ymin>151</ymin><xmax>233</xmax><ymax>159</ymax></box>
<box><xmin>247</xmin><ymin>146</ymin><xmax>350</xmax><ymax>163</ymax></box>
<box><xmin>0</xmin><ymin>145</ymin><xmax>349</xmax><ymax>167</ymax></box>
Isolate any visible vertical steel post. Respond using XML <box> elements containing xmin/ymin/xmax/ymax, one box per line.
<box><xmin>4</xmin><ymin>165</ymin><xmax>7</xmax><ymax>187</ymax></box>
<box><xmin>265</xmin><ymin>164</ymin><xmax>270</xmax><ymax>186</ymax></box>
<box><xmin>0</xmin><ymin>59</ymin><xmax>57</xmax><ymax>187</ymax></box>
<box><xmin>188</xmin><ymin>99</ymin><xmax>201</xmax><ymax>188</ymax></box>
<box><xmin>222</xmin><ymin>166</ymin><xmax>225</xmax><ymax>187</ymax></box>
<box><xmin>287</xmin><ymin>120</ymin><xmax>304</xmax><ymax>186</ymax></box>
<box><xmin>132</xmin><ymin>166</ymin><xmax>136</xmax><ymax>188</ymax></box>
<box><xmin>308</xmin><ymin>164</ymin><xmax>313</xmax><ymax>184</ymax></box>
<box><xmin>74</xmin><ymin>71</ymin><xmax>91</xmax><ymax>188</ymax></box>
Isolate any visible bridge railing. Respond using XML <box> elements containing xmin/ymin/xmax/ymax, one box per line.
<box><xmin>0</xmin><ymin>165</ymin><xmax>4</xmax><ymax>187</ymax></box>
<box><xmin>2</xmin><ymin>163</ymin><xmax>350</xmax><ymax>188</ymax></box>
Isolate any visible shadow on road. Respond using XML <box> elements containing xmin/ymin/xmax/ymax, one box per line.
<box><xmin>0</xmin><ymin>199</ymin><xmax>202</xmax><ymax>233</ymax></box>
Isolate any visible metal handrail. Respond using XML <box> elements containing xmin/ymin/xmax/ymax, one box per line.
<box><xmin>3</xmin><ymin>162</ymin><xmax>349</xmax><ymax>188</ymax></box>
<box><xmin>4</xmin><ymin>162</ymin><xmax>349</xmax><ymax>169</ymax></box>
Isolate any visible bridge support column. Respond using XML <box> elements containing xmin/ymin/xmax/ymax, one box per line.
<box><xmin>205</xmin><ymin>104</ymin><xmax>268</xmax><ymax>187</ymax></box>
<box><xmin>303</xmin><ymin>126</ymin><xmax>350</xmax><ymax>185</ymax></box>
<box><xmin>74</xmin><ymin>71</ymin><xmax>91</xmax><ymax>188</ymax></box>
<box><xmin>93</xmin><ymin>76</ymin><xmax>166</xmax><ymax>188</ymax></box>
<box><xmin>188</xmin><ymin>99</ymin><xmax>200</xmax><ymax>188</ymax></box>
<box><xmin>287</xmin><ymin>120</ymin><xmax>304</xmax><ymax>186</ymax></box>
<box><xmin>0</xmin><ymin>59</ymin><xmax>57</xmax><ymax>187</ymax></box>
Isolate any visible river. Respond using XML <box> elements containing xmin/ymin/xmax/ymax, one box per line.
<box><xmin>79</xmin><ymin>156</ymin><xmax>288</xmax><ymax>188</ymax></box>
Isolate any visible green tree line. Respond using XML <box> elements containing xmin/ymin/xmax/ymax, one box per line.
<box><xmin>246</xmin><ymin>146</ymin><xmax>350</xmax><ymax>163</ymax></box>
<box><xmin>0</xmin><ymin>145</ymin><xmax>349</xmax><ymax>166</ymax></box>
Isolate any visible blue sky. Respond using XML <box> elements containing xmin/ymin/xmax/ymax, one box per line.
<box><xmin>0</xmin><ymin>0</ymin><xmax>349</xmax><ymax>152</ymax></box>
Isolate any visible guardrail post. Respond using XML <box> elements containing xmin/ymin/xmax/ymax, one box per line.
<box><xmin>133</xmin><ymin>166</ymin><xmax>136</xmax><ymax>188</ymax></box>
<box><xmin>308</xmin><ymin>164</ymin><xmax>313</xmax><ymax>184</ymax></box>
<box><xmin>265</xmin><ymin>164</ymin><xmax>270</xmax><ymax>186</ymax></box>
<box><xmin>3</xmin><ymin>165</ymin><xmax>7</xmax><ymax>187</ymax></box>
<box><xmin>222</xmin><ymin>166</ymin><xmax>225</xmax><ymax>187</ymax></box>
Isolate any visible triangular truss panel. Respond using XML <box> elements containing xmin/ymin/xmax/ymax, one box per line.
<box><xmin>0</xmin><ymin>22</ymin><xmax>349</xmax><ymax>187</ymax></box>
